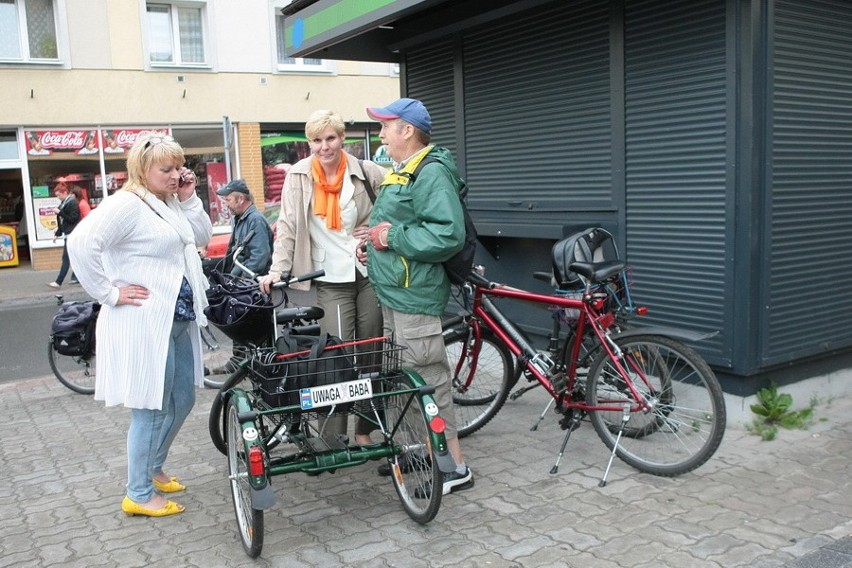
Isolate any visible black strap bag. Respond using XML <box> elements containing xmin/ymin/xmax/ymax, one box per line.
<box><xmin>204</xmin><ymin>269</ymin><xmax>276</xmax><ymax>345</ymax></box>
<box><xmin>256</xmin><ymin>331</ymin><xmax>357</xmax><ymax>411</ymax></box>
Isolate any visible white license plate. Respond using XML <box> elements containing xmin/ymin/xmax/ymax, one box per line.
<box><xmin>299</xmin><ymin>378</ymin><xmax>373</xmax><ymax>410</ymax></box>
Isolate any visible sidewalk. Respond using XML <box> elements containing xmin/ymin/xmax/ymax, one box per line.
<box><xmin>0</xmin><ymin>262</ymin><xmax>91</xmax><ymax>307</ymax></box>
<box><xmin>1</xmin><ymin>263</ymin><xmax>850</xmax><ymax>567</ymax></box>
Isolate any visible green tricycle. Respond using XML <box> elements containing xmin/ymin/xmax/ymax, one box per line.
<box><xmin>205</xmin><ymin>269</ymin><xmax>454</xmax><ymax>558</ymax></box>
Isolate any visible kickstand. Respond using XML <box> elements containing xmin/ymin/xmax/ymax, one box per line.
<box><xmin>531</xmin><ymin>398</ymin><xmax>555</xmax><ymax>431</ymax></box>
<box><xmin>549</xmin><ymin>413</ymin><xmax>582</xmax><ymax>474</ymax></box>
<box><xmin>509</xmin><ymin>382</ymin><xmax>539</xmax><ymax>401</ymax></box>
<box><xmin>599</xmin><ymin>403</ymin><xmax>631</xmax><ymax>487</ymax></box>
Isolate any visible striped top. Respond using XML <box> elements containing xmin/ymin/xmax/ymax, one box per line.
<box><xmin>67</xmin><ymin>191</ymin><xmax>212</xmax><ymax>409</ymax></box>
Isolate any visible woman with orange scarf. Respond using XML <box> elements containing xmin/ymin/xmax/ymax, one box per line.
<box><xmin>260</xmin><ymin>110</ymin><xmax>387</xmax><ymax>444</ymax></box>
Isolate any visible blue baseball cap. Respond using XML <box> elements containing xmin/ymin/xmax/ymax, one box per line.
<box><xmin>367</xmin><ymin>98</ymin><xmax>432</xmax><ymax>134</ymax></box>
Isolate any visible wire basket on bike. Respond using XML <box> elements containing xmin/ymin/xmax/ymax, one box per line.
<box><xmin>204</xmin><ymin>270</ymin><xmax>279</xmax><ymax>345</ymax></box>
<box><xmin>250</xmin><ymin>336</ymin><xmax>405</xmax><ymax>416</ymax></box>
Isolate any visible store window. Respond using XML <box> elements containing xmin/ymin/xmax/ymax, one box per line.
<box><xmin>0</xmin><ymin>131</ymin><xmax>19</xmax><ymax>160</ymax></box>
<box><xmin>24</xmin><ymin>126</ymin><xmax>230</xmax><ymax>242</ymax></box>
<box><xmin>0</xmin><ymin>0</ymin><xmax>59</xmax><ymax>61</ymax></box>
<box><xmin>146</xmin><ymin>2</ymin><xmax>206</xmax><ymax>66</ymax></box>
<box><xmin>273</xmin><ymin>10</ymin><xmax>327</xmax><ymax>72</ymax></box>
<box><xmin>259</xmin><ymin>129</ymin><xmax>375</xmax><ymax>211</ymax></box>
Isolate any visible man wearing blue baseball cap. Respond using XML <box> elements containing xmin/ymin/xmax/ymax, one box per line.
<box><xmin>360</xmin><ymin>98</ymin><xmax>474</xmax><ymax>495</ymax></box>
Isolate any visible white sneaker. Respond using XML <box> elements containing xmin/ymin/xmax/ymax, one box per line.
<box><xmin>47</xmin><ymin>282</ymin><xmax>61</xmax><ymax>288</ymax></box>
<box><xmin>441</xmin><ymin>467</ymin><xmax>474</xmax><ymax>495</ymax></box>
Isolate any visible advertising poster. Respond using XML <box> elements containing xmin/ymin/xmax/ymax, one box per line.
<box><xmin>33</xmin><ymin>194</ymin><xmax>60</xmax><ymax>241</ymax></box>
<box><xmin>99</xmin><ymin>128</ymin><xmax>171</xmax><ymax>154</ymax></box>
<box><xmin>206</xmin><ymin>162</ymin><xmax>230</xmax><ymax>227</ymax></box>
<box><xmin>25</xmin><ymin>130</ymin><xmax>99</xmax><ymax>155</ymax></box>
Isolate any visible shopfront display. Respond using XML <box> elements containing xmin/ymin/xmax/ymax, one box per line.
<box><xmin>14</xmin><ymin>123</ymin><xmax>232</xmax><ymax>269</ymax></box>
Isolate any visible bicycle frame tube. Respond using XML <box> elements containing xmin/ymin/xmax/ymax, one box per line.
<box><xmin>470</xmin><ymin>284</ymin><xmax>652</xmax><ymax>413</ymax></box>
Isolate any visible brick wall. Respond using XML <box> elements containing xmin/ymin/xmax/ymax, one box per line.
<box><xmin>31</xmin><ymin>246</ymin><xmax>63</xmax><ymax>272</ymax></box>
<box><xmin>236</xmin><ymin>122</ymin><xmax>265</xmax><ymax>212</ymax></box>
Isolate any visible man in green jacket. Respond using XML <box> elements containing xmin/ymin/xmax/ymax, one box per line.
<box><xmin>361</xmin><ymin>98</ymin><xmax>473</xmax><ymax>495</ymax></box>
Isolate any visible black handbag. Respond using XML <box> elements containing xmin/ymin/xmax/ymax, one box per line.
<box><xmin>204</xmin><ymin>270</ymin><xmax>277</xmax><ymax>344</ymax></box>
<box><xmin>256</xmin><ymin>331</ymin><xmax>357</xmax><ymax>411</ymax></box>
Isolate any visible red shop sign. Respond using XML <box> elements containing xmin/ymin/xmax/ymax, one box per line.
<box><xmin>100</xmin><ymin>128</ymin><xmax>171</xmax><ymax>154</ymax></box>
<box><xmin>26</xmin><ymin>129</ymin><xmax>99</xmax><ymax>156</ymax></box>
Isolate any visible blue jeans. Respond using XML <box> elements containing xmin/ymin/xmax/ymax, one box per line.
<box><xmin>55</xmin><ymin>242</ymin><xmax>75</xmax><ymax>285</ymax></box>
<box><xmin>125</xmin><ymin>320</ymin><xmax>195</xmax><ymax>502</ymax></box>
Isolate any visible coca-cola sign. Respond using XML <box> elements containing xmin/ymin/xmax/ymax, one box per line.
<box><xmin>101</xmin><ymin>128</ymin><xmax>171</xmax><ymax>154</ymax></box>
<box><xmin>24</xmin><ymin>127</ymin><xmax>171</xmax><ymax>156</ymax></box>
<box><xmin>26</xmin><ymin>130</ymin><xmax>98</xmax><ymax>155</ymax></box>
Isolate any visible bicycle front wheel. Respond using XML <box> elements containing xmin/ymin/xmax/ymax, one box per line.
<box><xmin>209</xmin><ymin>367</ymin><xmax>251</xmax><ymax>454</ymax></box>
<box><xmin>226</xmin><ymin>395</ymin><xmax>264</xmax><ymax>558</ymax></box>
<box><xmin>201</xmin><ymin>326</ymin><xmax>235</xmax><ymax>389</ymax></box>
<box><xmin>445</xmin><ymin>328</ymin><xmax>515</xmax><ymax>438</ymax></box>
<box><xmin>586</xmin><ymin>334</ymin><xmax>726</xmax><ymax>477</ymax></box>
<box><xmin>383</xmin><ymin>372</ymin><xmax>443</xmax><ymax>524</ymax></box>
<box><xmin>48</xmin><ymin>340</ymin><xmax>96</xmax><ymax>394</ymax></box>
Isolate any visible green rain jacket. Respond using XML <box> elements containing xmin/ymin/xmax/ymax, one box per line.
<box><xmin>366</xmin><ymin>146</ymin><xmax>465</xmax><ymax>316</ymax></box>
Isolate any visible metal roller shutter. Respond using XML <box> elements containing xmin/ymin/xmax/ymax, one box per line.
<box><xmin>406</xmin><ymin>38</ymin><xmax>458</xmax><ymax>159</ymax></box>
<box><xmin>462</xmin><ymin>0</ymin><xmax>612</xmax><ymax>231</ymax></box>
<box><xmin>623</xmin><ymin>0</ymin><xmax>729</xmax><ymax>361</ymax></box>
<box><xmin>766</xmin><ymin>0</ymin><xmax>852</xmax><ymax>363</ymax></box>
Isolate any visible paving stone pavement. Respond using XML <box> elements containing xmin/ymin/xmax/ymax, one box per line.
<box><xmin>1</xmin><ymin>265</ymin><xmax>850</xmax><ymax>567</ymax></box>
<box><xmin>0</xmin><ymin>371</ymin><xmax>849</xmax><ymax>568</ymax></box>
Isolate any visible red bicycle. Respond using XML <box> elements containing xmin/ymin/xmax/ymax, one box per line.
<box><xmin>444</xmin><ymin>229</ymin><xmax>726</xmax><ymax>482</ymax></box>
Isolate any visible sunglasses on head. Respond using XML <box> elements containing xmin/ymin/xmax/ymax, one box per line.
<box><xmin>144</xmin><ymin>135</ymin><xmax>175</xmax><ymax>149</ymax></box>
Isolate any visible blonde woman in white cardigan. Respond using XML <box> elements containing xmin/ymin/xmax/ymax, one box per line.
<box><xmin>68</xmin><ymin>134</ymin><xmax>212</xmax><ymax>518</ymax></box>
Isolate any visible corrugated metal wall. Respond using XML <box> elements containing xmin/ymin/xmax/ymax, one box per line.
<box><xmin>623</xmin><ymin>0</ymin><xmax>730</xmax><ymax>362</ymax></box>
<box><xmin>398</xmin><ymin>0</ymin><xmax>852</xmax><ymax>376</ymax></box>
<box><xmin>765</xmin><ymin>0</ymin><xmax>852</xmax><ymax>363</ymax></box>
<box><xmin>461</xmin><ymin>0</ymin><xmax>613</xmax><ymax>239</ymax></box>
<box><xmin>406</xmin><ymin>38</ymin><xmax>458</xmax><ymax>160</ymax></box>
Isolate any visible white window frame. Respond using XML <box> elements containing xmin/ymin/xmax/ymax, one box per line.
<box><xmin>0</xmin><ymin>0</ymin><xmax>62</xmax><ymax>64</ymax></box>
<box><xmin>272</xmin><ymin>2</ymin><xmax>331</xmax><ymax>74</ymax></box>
<box><xmin>145</xmin><ymin>1</ymin><xmax>209</xmax><ymax>69</ymax></box>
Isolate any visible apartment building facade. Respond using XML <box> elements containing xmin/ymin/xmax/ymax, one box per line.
<box><xmin>0</xmin><ymin>0</ymin><xmax>399</xmax><ymax>270</ymax></box>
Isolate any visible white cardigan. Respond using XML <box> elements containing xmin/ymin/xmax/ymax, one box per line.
<box><xmin>67</xmin><ymin>191</ymin><xmax>212</xmax><ymax>409</ymax></box>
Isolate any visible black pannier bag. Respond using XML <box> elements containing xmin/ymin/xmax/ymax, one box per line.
<box><xmin>204</xmin><ymin>269</ymin><xmax>276</xmax><ymax>345</ymax></box>
<box><xmin>551</xmin><ymin>227</ymin><xmax>620</xmax><ymax>290</ymax></box>
<box><xmin>255</xmin><ymin>331</ymin><xmax>357</xmax><ymax>411</ymax></box>
<box><xmin>51</xmin><ymin>301</ymin><xmax>100</xmax><ymax>357</ymax></box>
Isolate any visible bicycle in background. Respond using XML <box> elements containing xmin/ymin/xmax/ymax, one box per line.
<box><xmin>444</xmin><ymin>227</ymin><xmax>726</xmax><ymax>484</ymax></box>
<box><xmin>49</xmin><ymin>295</ymin><xmax>233</xmax><ymax>394</ymax></box>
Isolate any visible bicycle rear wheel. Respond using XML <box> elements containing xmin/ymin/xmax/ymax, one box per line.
<box><xmin>383</xmin><ymin>372</ymin><xmax>443</xmax><ymax>523</ymax></box>
<box><xmin>586</xmin><ymin>334</ymin><xmax>726</xmax><ymax>476</ymax></box>
<box><xmin>445</xmin><ymin>328</ymin><xmax>515</xmax><ymax>438</ymax></box>
<box><xmin>226</xmin><ymin>395</ymin><xmax>264</xmax><ymax>558</ymax></box>
<box><xmin>48</xmin><ymin>340</ymin><xmax>96</xmax><ymax>394</ymax></box>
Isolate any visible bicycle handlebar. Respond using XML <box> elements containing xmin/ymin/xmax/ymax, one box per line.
<box><xmin>272</xmin><ymin>269</ymin><xmax>325</xmax><ymax>288</ymax></box>
<box><xmin>466</xmin><ymin>269</ymin><xmax>496</xmax><ymax>289</ymax></box>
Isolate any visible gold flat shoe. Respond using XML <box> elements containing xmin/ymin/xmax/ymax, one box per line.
<box><xmin>153</xmin><ymin>476</ymin><xmax>186</xmax><ymax>493</ymax></box>
<box><xmin>121</xmin><ymin>496</ymin><xmax>185</xmax><ymax>517</ymax></box>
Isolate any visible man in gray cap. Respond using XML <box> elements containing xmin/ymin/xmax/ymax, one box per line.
<box><xmin>217</xmin><ymin>179</ymin><xmax>273</xmax><ymax>277</ymax></box>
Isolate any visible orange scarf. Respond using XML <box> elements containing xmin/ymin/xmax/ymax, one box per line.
<box><xmin>311</xmin><ymin>155</ymin><xmax>347</xmax><ymax>230</ymax></box>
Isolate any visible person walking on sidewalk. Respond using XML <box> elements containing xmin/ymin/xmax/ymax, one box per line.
<box><xmin>68</xmin><ymin>134</ymin><xmax>212</xmax><ymax>518</ymax></box>
<box><xmin>359</xmin><ymin>98</ymin><xmax>474</xmax><ymax>495</ymax></box>
<box><xmin>47</xmin><ymin>178</ymin><xmax>81</xmax><ymax>288</ymax></box>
